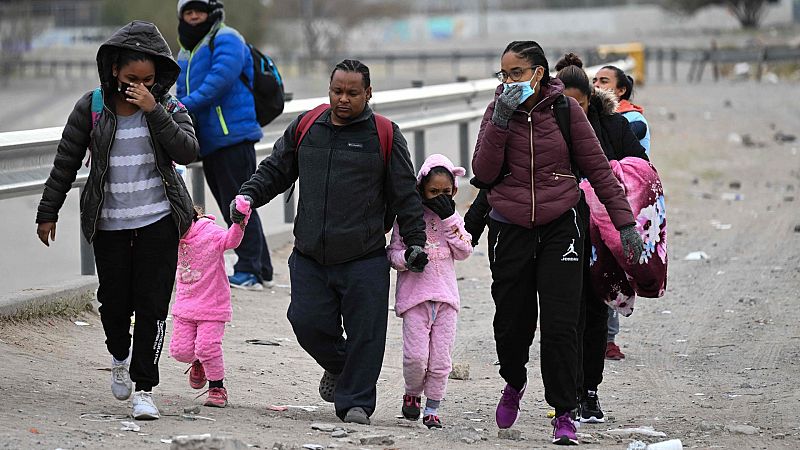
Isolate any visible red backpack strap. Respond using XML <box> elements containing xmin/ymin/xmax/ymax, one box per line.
<box><xmin>294</xmin><ymin>103</ymin><xmax>330</xmax><ymax>148</ymax></box>
<box><xmin>373</xmin><ymin>113</ymin><xmax>394</xmax><ymax>167</ymax></box>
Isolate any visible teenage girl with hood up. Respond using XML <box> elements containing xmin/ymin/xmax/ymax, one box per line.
<box><xmin>36</xmin><ymin>21</ymin><xmax>198</xmax><ymax>420</ymax></box>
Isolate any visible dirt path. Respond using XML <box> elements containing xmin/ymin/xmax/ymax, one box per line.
<box><xmin>1</xmin><ymin>81</ymin><xmax>799</xmax><ymax>449</ymax></box>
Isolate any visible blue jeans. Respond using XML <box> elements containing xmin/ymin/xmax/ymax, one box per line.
<box><xmin>607</xmin><ymin>307</ymin><xmax>620</xmax><ymax>343</ymax></box>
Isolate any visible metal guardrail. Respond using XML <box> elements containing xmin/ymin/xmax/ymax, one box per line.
<box><xmin>0</xmin><ymin>59</ymin><xmax>630</xmax><ymax>277</ymax></box>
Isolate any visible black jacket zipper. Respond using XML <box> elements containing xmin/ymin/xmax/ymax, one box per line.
<box><xmin>321</xmin><ymin>129</ymin><xmax>339</xmax><ymax>265</ymax></box>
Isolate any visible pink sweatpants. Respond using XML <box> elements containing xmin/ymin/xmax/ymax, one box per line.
<box><xmin>401</xmin><ymin>301</ymin><xmax>458</xmax><ymax>401</ymax></box>
<box><xmin>169</xmin><ymin>316</ymin><xmax>226</xmax><ymax>381</ymax></box>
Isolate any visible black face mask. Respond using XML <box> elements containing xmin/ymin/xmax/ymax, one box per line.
<box><xmin>117</xmin><ymin>80</ymin><xmax>155</xmax><ymax>99</ymax></box>
<box><xmin>178</xmin><ymin>19</ymin><xmax>213</xmax><ymax>51</ymax></box>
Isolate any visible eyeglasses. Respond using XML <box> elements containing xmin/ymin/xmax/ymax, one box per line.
<box><xmin>494</xmin><ymin>66</ymin><xmax>538</xmax><ymax>83</ymax></box>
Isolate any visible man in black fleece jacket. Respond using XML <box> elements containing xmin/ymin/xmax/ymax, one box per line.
<box><xmin>236</xmin><ymin>60</ymin><xmax>427</xmax><ymax>424</ymax></box>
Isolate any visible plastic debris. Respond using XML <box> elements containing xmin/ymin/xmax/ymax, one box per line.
<box><xmin>646</xmin><ymin>439</ymin><xmax>684</xmax><ymax>450</ymax></box>
<box><xmin>606</xmin><ymin>426</ymin><xmax>667</xmax><ymax>438</ymax></box>
<box><xmin>245</xmin><ymin>339</ymin><xmax>281</xmax><ymax>346</ymax></box>
<box><xmin>683</xmin><ymin>251</ymin><xmax>709</xmax><ymax>261</ymax></box>
<box><xmin>268</xmin><ymin>404</ymin><xmax>319</xmax><ymax>412</ymax></box>
<box><xmin>302</xmin><ymin>445</ymin><xmax>324</xmax><ymax>450</ymax></box>
<box><xmin>721</xmin><ymin>192</ymin><xmax>744</xmax><ymax>201</ymax></box>
<box><xmin>120</xmin><ymin>421</ymin><xmax>140</xmax><ymax>432</ymax></box>
<box><xmin>181</xmin><ymin>414</ymin><xmax>216</xmax><ymax>421</ymax></box>
<box><xmin>74</xmin><ymin>321</ymin><xmax>90</xmax><ymax>326</ymax></box>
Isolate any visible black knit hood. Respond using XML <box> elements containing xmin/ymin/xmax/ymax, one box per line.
<box><xmin>96</xmin><ymin>21</ymin><xmax>181</xmax><ymax>102</ymax></box>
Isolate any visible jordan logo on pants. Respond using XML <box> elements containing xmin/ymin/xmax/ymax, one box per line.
<box><xmin>561</xmin><ymin>239</ymin><xmax>579</xmax><ymax>262</ymax></box>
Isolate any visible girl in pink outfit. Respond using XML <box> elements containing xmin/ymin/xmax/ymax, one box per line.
<box><xmin>169</xmin><ymin>195</ymin><xmax>251</xmax><ymax>408</ymax></box>
<box><xmin>387</xmin><ymin>154</ymin><xmax>473</xmax><ymax>429</ymax></box>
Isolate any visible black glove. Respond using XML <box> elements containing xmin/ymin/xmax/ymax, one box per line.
<box><xmin>422</xmin><ymin>194</ymin><xmax>456</xmax><ymax>220</ymax></box>
<box><xmin>230</xmin><ymin>195</ymin><xmax>252</xmax><ymax>224</ymax></box>
<box><xmin>404</xmin><ymin>245</ymin><xmax>429</xmax><ymax>273</ymax></box>
<box><xmin>491</xmin><ymin>84</ymin><xmax>523</xmax><ymax>129</ymax></box>
<box><xmin>619</xmin><ymin>224</ymin><xmax>644</xmax><ymax>263</ymax></box>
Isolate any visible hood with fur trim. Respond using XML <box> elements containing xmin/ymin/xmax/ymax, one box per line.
<box><xmin>590</xmin><ymin>87</ymin><xmax>619</xmax><ymax>117</ymax></box>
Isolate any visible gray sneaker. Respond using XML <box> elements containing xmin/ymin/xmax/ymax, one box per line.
<box><xmin>111</xmin><ymin>355</ymin><xmax>132</xmax><ymax>400</ymax></box>
<box><xmin>131</xmin><ymin>391</ymin><xmax>160</xmax><ymax>420</ymax></box>
<box><xmin>343</xmin><ymin>407</ymin><xmax>370</xmax><ymax>425</ymax></box>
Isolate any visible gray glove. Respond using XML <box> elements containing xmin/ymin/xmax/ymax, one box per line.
<box><xmin>404</xmin><ymin>245</ymin><xmax>429</xmax><ymax>273</ymax></box>
<box><xmin>491</xmin><ymin>84</ymin><xmax>523</xmax><ymax>129</ymax></box>
<box><xmin>619</xmin><ymin>224</ymin><xmax>644</xmax><ymax>263</ymax></box>
<box><xmin>230</xmin><ymin>195</ymin><xmax>253</xmax><ymax>224</ymax></box>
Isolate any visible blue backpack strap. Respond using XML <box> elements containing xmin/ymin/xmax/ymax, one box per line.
<box><xmin>90</xmin><ymin>87</ymin><xmax>103</xmax><ymax>127</ymax></box>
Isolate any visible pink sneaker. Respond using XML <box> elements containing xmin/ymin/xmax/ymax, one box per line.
<box><xmin>204</xmin><ymin>387</ymin><xmax>228</xmax><ymax>408</ymax></box>
<box><xmin>551</xmin><ymin>412</ymin><xmax>578</xmax><ymax>445</ymax></box>
<box><xmin>186</xmin><ymin>360</ymin><xmax>206</xmax><ymax>390</ymax></box>
<box><xmin>495</xmin><ymin>383</ymin><xmax>525</xmax><ymax>429</ymax></box>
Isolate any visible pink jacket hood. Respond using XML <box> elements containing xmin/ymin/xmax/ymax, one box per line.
<box><xmin>416</xmin><ymin>154</ymin><xmax>466</xmax><ymax>188</ymax></box>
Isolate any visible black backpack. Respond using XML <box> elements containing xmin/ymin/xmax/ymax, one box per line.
<box><xmin>209</xmin><ymin>28</ymin><xmax>285</xmax><ymax>127</ymax></box>
<box><xmin>471</xmin><ymin>93</ymin><xmax>580</xmax><ymax>190</ymax></box>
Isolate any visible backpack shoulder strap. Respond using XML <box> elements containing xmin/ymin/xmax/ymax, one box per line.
<box><xmin>207</xmin><ymin>27</ymin><xmax>221</xmax><ymax>54</ymax></box>
<box><xmin>90</xmin><ymin>87</ymin><xmax>103</xmax><ymax>128</ymax></box>
<box><xmin>553</xmin><ymin>94</ymin><xmax>572</xmax><ymax>153</ymax></box>
<box><xmin>294</xmin><ymin>104</ymin><xmax>330</xmax><ymax>148</ymax></box>
<box><xmin>553</xmin><ymin>94</ymin><xmax>582</xmax><ymax>179</ymax></box>
<box><xmin>373</xmin><ymin>113</ymin><xmax>394</xmax><ymax>168</ymax></box>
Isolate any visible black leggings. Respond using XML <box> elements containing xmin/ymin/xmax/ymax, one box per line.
<box><xmin>93</xmin><ymin>215</ymin><xmax>178</xmax><ymax>390</ymax></box>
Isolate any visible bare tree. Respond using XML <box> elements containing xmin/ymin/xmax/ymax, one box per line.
<box><xmin>665</xmin><ymin>0</ymin><xmax>774</xmax><ymax>29</ymax></box>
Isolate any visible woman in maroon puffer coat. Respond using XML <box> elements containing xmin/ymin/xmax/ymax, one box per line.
<box><xmin>472</xmin><ymin>40</ymin><xmax>644</xmax><ymax>446</ymax></box>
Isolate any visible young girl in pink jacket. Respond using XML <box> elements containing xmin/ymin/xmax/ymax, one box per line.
<box><xmin>169</xmin><ymin>195</ymin><xmax>251</xmax><ymax>408</ymax></box>
<box><xmin>387</xmin><ymin>154</ymin><xmax>473</xmax><ymax>428</ymax></box>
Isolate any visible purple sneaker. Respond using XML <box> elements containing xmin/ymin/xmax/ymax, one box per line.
<box><xmin>551</xmin><ymin>413</ymin><xmax>579</xmax><ymax>445</ymax></box>
<box><xmin>495</xmin><ymin>383</ymin><xmax>525</xmax><ymax>429</ymax></box>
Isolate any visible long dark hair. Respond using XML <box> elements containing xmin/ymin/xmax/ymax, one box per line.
<box><xmin>555</xmin><ymin>53</ymin><xmax>591</xmax><ymax>97</ymax></box>
<box><xmin>330</xmin><ymin>59</ymin><xmax>371</xmax><ymax>88</ymax></box>
<box><xmin>502</xmin><ymin>41</ymin><xmax>550</xmax><ymax>85</ymax></box>
<box><xmin>601</xmin><ymin>65</ymin><xmax>634</xmax><ymax>100</ymax></box>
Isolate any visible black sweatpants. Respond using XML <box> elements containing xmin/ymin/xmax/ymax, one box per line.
<box><xmin>488</xmin><ymin>206</ymin><xmax>585</xmax><ymax>416</ymax></box>
<box><xmin>202</xmin><ymin>141</ymin><xmax>273</xmax><ymax>282</ymax></box>
<box><xmin>93</xmin><ymin>215</ymin><xmax>178</xmax><ymax>391</ymax></box>
<box><xmin>286</xmin><ymin>249</ymin><xmax>390</xmax><ymax>420</ymax></box>
<box><xmin>575</xmin><ymin>197</ymin><xmax>607</xmax><ymax>397</ymax></box>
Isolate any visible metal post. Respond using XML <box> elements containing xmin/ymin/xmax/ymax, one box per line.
<box><xmin>459</xmin><ymin>121</ymin><xmax>470</xmax><ymax>177</ymax></box>
<box><xmin>283</xmin><ymin>190</ymin><xmax>295</xmax><ymax>223</ymax></box>
<box><xmin>657</xmin><ymin>48</ymin><xmax>663</xmax><ymax>82</ymax></box>
<box><xmin>411</xmin><ymin>80</ymin><xmax>425</xmax><ymax>169</ymax></box>
<box><xmin>190</xmin><ymin>165</ymin><xmax>205</xmax><ymax>207</ymax></box>
<box><xmin>671</xmin><ymin>48</ymin><xmax>678</xmax><ymax>82</ymax></box>
<box><xmin>79</xmin><ymin>186</ymin><xmax>96</xmax><ymax>276</ymax></box>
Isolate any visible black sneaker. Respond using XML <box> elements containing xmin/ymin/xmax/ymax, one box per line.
<box><xmin>579</xmin><ymin>391</ymin><xmax>605</xmax><ymax>423</ymax></box>
<box><xmin>401</xmin><ymin>394</ymin><xmax>421</xmax><ymax>420</ymax></box>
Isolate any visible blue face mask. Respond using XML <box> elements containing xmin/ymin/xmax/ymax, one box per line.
<box><xmin>503</xmin><ymin>70</ymin><xmax>539</xmax><ymax>103</ymax></box>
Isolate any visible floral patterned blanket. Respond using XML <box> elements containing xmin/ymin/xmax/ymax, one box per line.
<box><xmin>580</xmin><ymin>157</ymin><xmax>668</xmax><ymax>316</ymax></box>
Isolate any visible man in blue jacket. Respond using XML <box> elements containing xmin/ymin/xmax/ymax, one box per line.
<box><xmin>176</xmin><ymin>0</ymin><xmax>273</xmax><ymax>289</ymax></box>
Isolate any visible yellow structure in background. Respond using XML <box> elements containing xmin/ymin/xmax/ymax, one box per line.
<box><xmin>597</xmin><ymin>42</ymin><xmax>645</xmax><ymax>85</ymax></box>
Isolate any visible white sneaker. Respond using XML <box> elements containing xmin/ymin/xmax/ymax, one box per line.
<box><xmin>131</xmin><ymin>391</ymin><xmax>160</xmax><ymax>420</ymax></box>
<box><xmin>111</xmin><ymin>355</ymin><xmax>132</xmax><ymax>400</ymax></box>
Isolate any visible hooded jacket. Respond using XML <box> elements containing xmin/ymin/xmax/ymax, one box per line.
<box><xmin>388</xmin><ymin>154</ymin><xmax>473</xmax><ymax>316</ymax></box>
<box><xmin>617</xmin><ymin>99</ymin><xmax>650</xmax><ymax>155</ymax></box>
<box><xmin>239</xmin><ymin>105</ymin><xmax>426</xmax><ymax>266</ymax></box>
<box><xmin>472</xmin><ymin>78</ymin><xmax>634</xmax><ymax>230</ymax></box>
<box><xmin>176</xmin><ymin>17</ymin><xmax>263</xmax><ymax>156</ymax></box>
<box><xmin>173</xmin><ymin>197</ymin><xmax>251</xmax><ymax>322</ymax></box>
<box><xmin>587</xmin><ymin>88</ymin><xmax>649</xmax><ymax>162</ymax></box>
<box><xmin>36</xmin><ymin>21</ymin><xmax>199</xmax><ymax>242</ymax></box>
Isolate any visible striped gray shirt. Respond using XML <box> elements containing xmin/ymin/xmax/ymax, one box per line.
<box><xmin>97</xmin><ymin>110</ymin><xmax>171</xmax><ymax>231</ymax></box>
